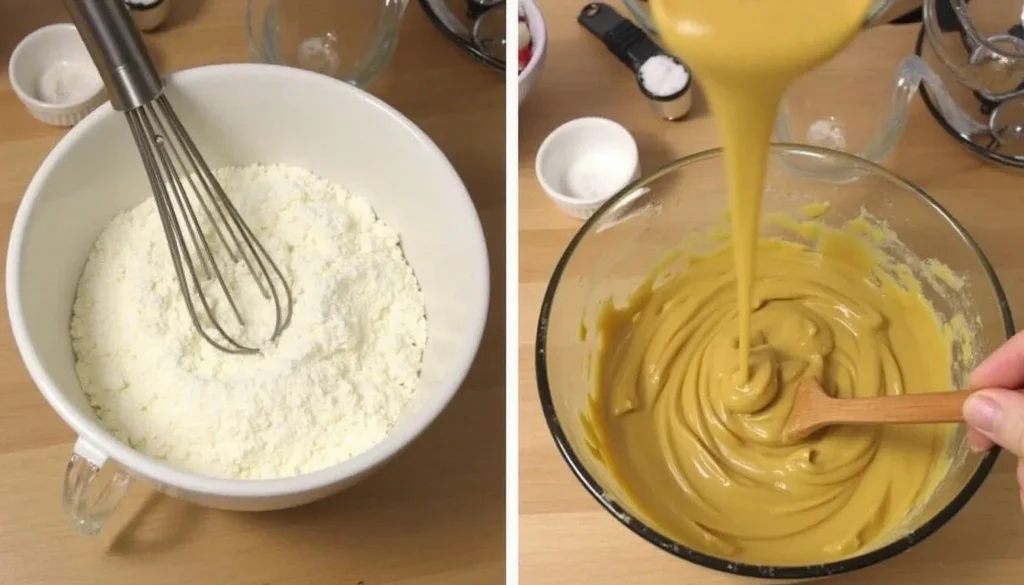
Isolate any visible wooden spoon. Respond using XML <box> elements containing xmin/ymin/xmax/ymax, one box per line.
<box><xmin>782</xmin><ymin>378</ymin><xmax>976</xmax><ymax>442</ymax></box>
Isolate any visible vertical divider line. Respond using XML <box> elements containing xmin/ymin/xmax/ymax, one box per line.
<box><xmin>505</xmin><ymin>1</ymin><xmax>520</xmax><ymax>583</ymax></box>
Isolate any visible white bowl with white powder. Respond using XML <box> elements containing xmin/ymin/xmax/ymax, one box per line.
<box><xmin>8</xmin><ymin>23</ymin><xmax>106</xmax><ymax>127</ymax></box>
<box><xmin>7</xmin><ymin>64</ymin><xmax>489</xmax><ymax>533</ymax></box>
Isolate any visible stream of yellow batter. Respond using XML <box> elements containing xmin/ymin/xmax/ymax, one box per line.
<box><xmin>650</xmin><ymin>0</ymin><xmax>872</xmax><ymax>382</ymax></box>
<box><xmin>586</xmin><ymin>0</ymin><xmax>961</xmax><ymax>566</ymax></box>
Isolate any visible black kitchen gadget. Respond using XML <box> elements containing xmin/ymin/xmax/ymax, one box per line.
<box><xmin>578</xmin><ymin>3</ymin><xmax>693</xmax><ymax>121</ymax></box>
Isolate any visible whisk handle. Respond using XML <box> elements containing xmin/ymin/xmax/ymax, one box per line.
<box><xmin>64</xmin><ymin>0</ymin><xmax>163</xmax><ymax>112</ymax></box>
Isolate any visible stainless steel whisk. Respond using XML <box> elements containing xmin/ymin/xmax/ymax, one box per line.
<box><xmin>66</xmin><ymin>0</ymin><xmax>293</xmax><ymax>354</ymax></box>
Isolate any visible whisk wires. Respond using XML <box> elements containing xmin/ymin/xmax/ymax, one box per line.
<box><xmin>124</xmin><ymin>95</ymin><xmax>293</xmax><ymax>354</ymax></box>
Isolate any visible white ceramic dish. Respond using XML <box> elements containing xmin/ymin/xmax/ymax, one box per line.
<box><xmin>535</xmin><ymin>117</ymin><xmax>640</xmax><ymax>220</ymax></box>
<box><xmin>518</xmin><ymin>0</ymin><xmax>546</xmax><ymax>106</ymax></box>
<box><xmin>7</xmin><ymin>23</ymin><xmax>106</xmax><ymax>128</ymax></box>
<box><xmin>7</xmin><ymin>63</ymin><xmax>489</xmax><ymax>535</ymax></box>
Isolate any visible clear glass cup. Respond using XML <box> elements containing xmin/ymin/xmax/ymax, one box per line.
<box><xmin>774</xmin><ymin>0</ymin><xmax>1024</xmax><ymax>175</ymax></box>
<box><xmin>244</xmin><ymin>0</ymin><xmax>409</xmax><ymax>88</ymax></box>
<box><xmin>536</xmin><ymin>144</ymin><xmax>1011</xmax><ymax>579</ymax></box>
<box><xmin>622</xmin><ymin>0</ymin><xmax>1024</xmax><ymax>175</ymax></box>
<box><xmin>620</xmin><ymin>0</ymin><xmax>913</xmax><ymax>179</ymax></box>
<box><xmin>772</xmin><ymin>23</ymin><xmax>912</xmax><ymax>174</ymax></box>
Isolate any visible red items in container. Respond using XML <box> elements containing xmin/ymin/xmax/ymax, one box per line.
<box><xmin>518</xmin><ymin>15</ymin><xmax>533</xmax><ymax>73</ymax></box>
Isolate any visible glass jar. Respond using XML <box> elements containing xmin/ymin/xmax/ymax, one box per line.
<box><xmin>622</xmin><ymin>0</ymin><xmax>1024</xmax><ymax>176</ymax></box>
<box><xmin>244</xmin><ymin>0</ymin><xmax>409</xmax><ymax>88</ymax></box>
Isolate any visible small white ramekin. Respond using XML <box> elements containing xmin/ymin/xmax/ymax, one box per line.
<box><xmin>8</xmin><ymin>24</ymin><xmax>106</xmax><ymax>128</ymax></box>
<box><xmin>535</xmin><ymin>117</ymin><xmax>640</xmax><ymax>220</ymax></box>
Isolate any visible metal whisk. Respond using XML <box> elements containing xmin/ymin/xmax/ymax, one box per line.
<box><xmin>66</xmin><ymin>0</ymin><xmax>293</xmax><ymax>354</ymax></box>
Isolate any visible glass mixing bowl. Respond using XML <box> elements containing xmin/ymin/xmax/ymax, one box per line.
<box><xmin>244</xmin><ymin>0</ymin><xmax>408</xmax><ymax>88</ymax></box>
<box><xmin>535</xmin><ymin>144</ymin><xmax>1012</xmax><ymax>579</ymax></box>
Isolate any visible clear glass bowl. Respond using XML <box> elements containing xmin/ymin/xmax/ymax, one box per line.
<box><xmin>244</xmin><ymin>0</ymin><xmax>408</xmax><ymax>88</ymax></box>
<box><xmin>536</xmin><ymin>144</ymin><xmax>1012</xmax><ymax>579</ymax></box>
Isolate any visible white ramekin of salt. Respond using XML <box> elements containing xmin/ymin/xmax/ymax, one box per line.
<box><xmin>535</xmin><ymin>117</ymin><xmax>641</xmax><ymax>220</ymax></box>
<box><xmin>8</xmin><ymin>24</ymin><xmax>106</xmax><ymax>128</ymax></box>
<box><xmin>637</xmin><ymin>54</ymin><xmax>693</xmax><ymax>122</ymax></box>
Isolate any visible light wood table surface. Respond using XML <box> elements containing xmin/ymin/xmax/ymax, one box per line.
<box><xmin>519</xmin><ymin>2</ymin><xmax>1024</xmax><ymax>584</ymax></box>
<box><xmin>0</xmin><ymin>2</ymin><xmax>504</xmax><ymax>583</ymax></box>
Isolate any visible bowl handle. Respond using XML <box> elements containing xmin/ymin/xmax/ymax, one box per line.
<box><xmin>63</xmin><ymin>437</ymin><xmax>131</xmax><ymax>536</ymax></box>
<box><xmin>858</xmin><ymin>54</ymin><xmax>985</xmax><ymax>162</ymax></box>
<box><xmin>773</xmin><ymin>54</ymin><xmax>984</xmax><ymax>180</ymax></box>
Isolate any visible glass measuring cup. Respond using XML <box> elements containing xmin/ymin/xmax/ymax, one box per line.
<box><xmin>620</xmin><ymin>0</ymin><xmax>917</xmax><ymax>178</ymax></box>
<box><xmin>777</xmin><ymin>0</ymin><xmax>1024</xmax><ymax>177</ymax></box>
<box><xmin>620</xmin><ymin>1</ymin><xmax>1024</xmax><ymax>178</ymax></box>
<box><xmin>244</xmin><ymin>0</ymin><xmax>409</xmax><ymax>88</ymax></box>
<box><xmin>789</xmin><ymin>0</ymin><xmax>1024</xmax><ymax>175</ymax></box>
<box><xmin>622</xmin><ymin>0</ymin><xmax>1024</xmax><ymax>176</ymax></box>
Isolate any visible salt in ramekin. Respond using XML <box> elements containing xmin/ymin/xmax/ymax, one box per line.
<box><xmin>8</xmin><ymin>24</ymin><xmax>106</xmax><ymax>128</ymax></box>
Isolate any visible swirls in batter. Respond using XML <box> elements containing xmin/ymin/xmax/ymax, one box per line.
<box><xmin>591</xmin><ymin>229</ymin><xmax>955</xmax><ymax>565</ymax></box>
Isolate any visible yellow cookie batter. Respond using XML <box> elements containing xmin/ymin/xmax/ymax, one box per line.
<box><xmin>589</xmin><ymin>211</ymin><xmax>958</xmax><ymax>565</ymax></box>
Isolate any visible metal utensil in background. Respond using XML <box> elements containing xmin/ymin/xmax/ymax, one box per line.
<box><xmin>65</xmin><ymin>0</ymin><xmax>293</xmax><ymax>354</ymax></box>
<box><xmin>578</xmin><ymin>3</ymin><xmax>693</xmax><ymax>121</ymax></box>
<box><xmin>419</xmin><ymin>0</ymin><xmax>505</xmax><ymax>72</ymax></box>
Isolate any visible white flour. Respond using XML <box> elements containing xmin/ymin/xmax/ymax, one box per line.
<box><xmin>70</xmin><ymin>164</ymin><xmax>427</xmax><ymax>479</ymax></box>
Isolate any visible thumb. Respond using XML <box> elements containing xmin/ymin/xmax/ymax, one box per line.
<box><xmin>963</xmin><ymin>389</ymin><xmax>1024</xmax><ymax>457</ymax></box>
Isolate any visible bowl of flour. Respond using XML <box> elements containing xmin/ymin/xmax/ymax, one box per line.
<box><xmin>6</xmin><ymin>63</ymin><xmax>488</xmax><ymax>534</ymax></box>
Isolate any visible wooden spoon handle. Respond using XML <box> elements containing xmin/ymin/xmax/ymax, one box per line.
<box><xmin>825</xmin><ymin>390</ymin><xmax>976</xmax><ymax>426</ymax></box>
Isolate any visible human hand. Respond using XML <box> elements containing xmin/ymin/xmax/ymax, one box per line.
<box><xmin>962</xmin><ymin>330</ymin><xmax>1024</xmax><ymax>508</ymax></box>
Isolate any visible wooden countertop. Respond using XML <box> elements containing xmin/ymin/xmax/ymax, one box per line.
<box><xmin>519</xmin><ymin>2</ymin><xmax>1024</xmax><ymax>584</ymax></box>
<box><xmin>0</xmin><ymin>2</ymin><xmax>504</xmax><ymax>583</ymax></box>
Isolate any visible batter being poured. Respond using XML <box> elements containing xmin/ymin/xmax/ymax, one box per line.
<box><xmin>588</xmin><ymin>0</ymin><xmax>960</xmax><ymax>565</ymax></box>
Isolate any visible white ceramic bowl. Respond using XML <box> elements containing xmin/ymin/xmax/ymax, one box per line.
<box><xmin>518</xmin><ymin>0</ymin><xmax>547</xmax><ymax>106</ymax></box>
<box><xmin>7</xmin><ymin>64</ymin><xmax>489</xmax><ymax>535</ymax></box>
<box><xmin>536</xmin><ymin>117</ymin><xmax>640</xmax><ymax>220</ymax></box>
<box><xmin>7</xmin><ymin>23</ymin><xmax>106</xmax><ymax>127</ymax></box>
